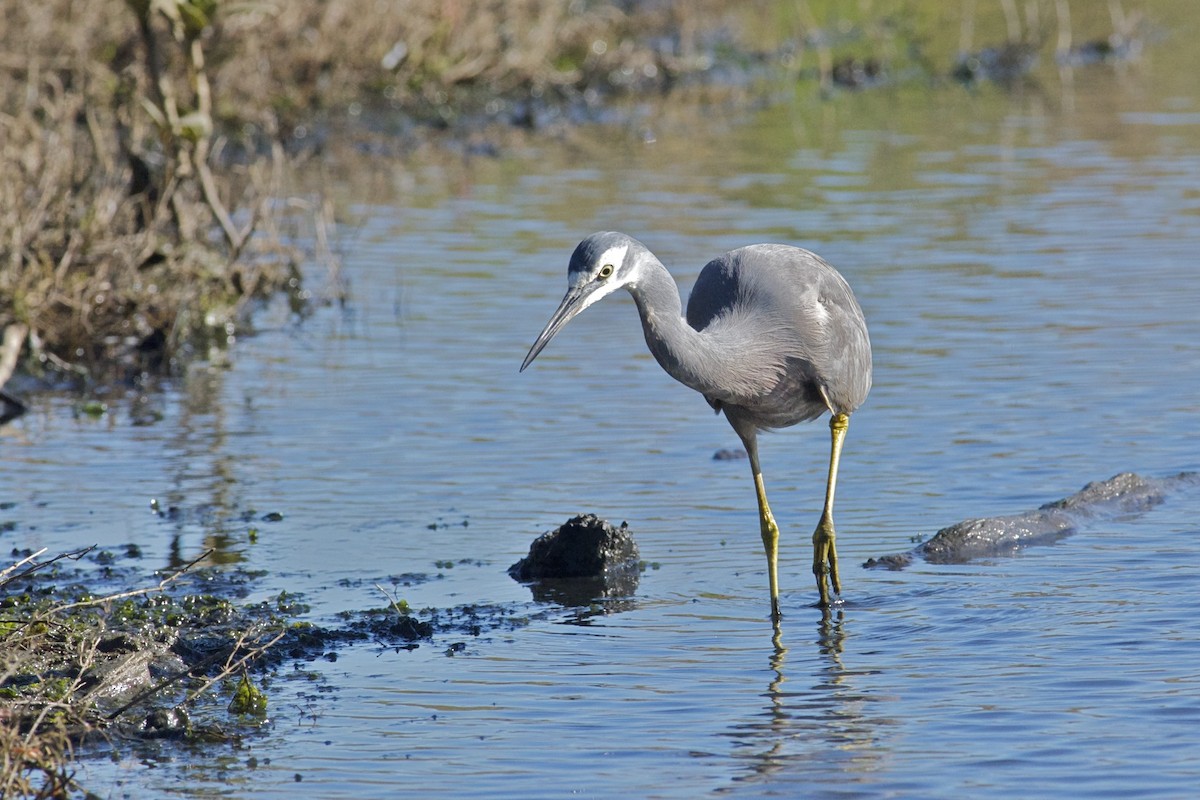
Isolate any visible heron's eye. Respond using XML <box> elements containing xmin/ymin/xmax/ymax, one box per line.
<box><xmin>597</xmin><ymin>264</ymin><xmax>614</xmax><ymax>280</ymax></box>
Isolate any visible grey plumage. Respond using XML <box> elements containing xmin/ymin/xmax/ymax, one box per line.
<box><xmin>522</xmin><ymin>231</ymin><xmax>872</xmax><ymax>621</ymax></box>
<box><xmin>685</xmin><ymin>243</ymin><xmax>871</xmax><ymax>424</ymax></box>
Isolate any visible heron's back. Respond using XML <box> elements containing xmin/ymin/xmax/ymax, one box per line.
<box><xmin>685</xmin><ymin>244</ymin><xmax>871</xmax><ymax>427</ymax></box>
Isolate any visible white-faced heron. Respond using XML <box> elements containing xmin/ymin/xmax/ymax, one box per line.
<box><xmin>521</xmin><ymin>232</ymin><xmax>872</xmax><ymax>617</ymax></box>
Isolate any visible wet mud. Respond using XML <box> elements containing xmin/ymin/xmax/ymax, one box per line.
<box><xmin>865</xmin><ymin>472</ymin><xmax>1200</xmax><ymax>570</ymax></box>
<box><xmin>0</xmin><ymin>542</ymin><xmax>577</xmax><ymax>763</ymax></box>
<box><xmin>509</xmin><ymin>514</ymin><xmax>642</xmax><ymax>606</ymax></box>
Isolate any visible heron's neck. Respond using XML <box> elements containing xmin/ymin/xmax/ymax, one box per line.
<box><xmin>627</xmin><ymin>257</ymin><xmax>722</xmax><ymax>397</ymax></box>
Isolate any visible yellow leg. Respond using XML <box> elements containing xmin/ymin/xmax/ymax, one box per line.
<box><xmin>741</xmin><ymin>429</ymin><xmax>782</xmax><ymax>621</ymax></box>
<box><xmin>813</xmin><ymin>412</ymin><xmax>850</xmax><ymax>607</ymax></box>
<box><xmin>753</xmin><ymin>470</ymin><xmax>782</xmax><ymax>621</ymax></box>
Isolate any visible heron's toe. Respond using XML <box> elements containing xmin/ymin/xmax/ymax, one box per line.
<box><xmin>811</xmin><ymin>516</ymin><xmax>840</xmax><ymax>606</ymax></box>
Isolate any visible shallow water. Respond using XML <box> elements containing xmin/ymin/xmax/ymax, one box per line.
<box><xmin>5</xmin><ymin>8</ymin><xmax>1200</xmax><ymax>798</ymax></box>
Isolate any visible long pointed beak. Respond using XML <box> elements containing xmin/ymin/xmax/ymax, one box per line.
<box><xmin>520</xmin><ymin>285</ymin><xmax>591</xmax><ymax>372</ymax></box>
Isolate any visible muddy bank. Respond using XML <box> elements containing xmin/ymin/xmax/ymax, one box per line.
<box><xmin>0</xmin><ymin>543</ymin><xmax>569</xmax><ymax>796</ymax></box>
<box><xmin>865</xmin><ymin>472</ymin><xmax>1200</xmax><ymax>570</ymax></box>
<box><xmin>3</xmin><ymin>510</ymin><xmax>647</xmax><ymax>787</ymax></box>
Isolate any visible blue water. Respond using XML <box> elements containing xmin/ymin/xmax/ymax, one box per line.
<box><xmin>4</xmin><ymin>20</ymin><xmax>1200</xmax><ymax>800</ymax></box>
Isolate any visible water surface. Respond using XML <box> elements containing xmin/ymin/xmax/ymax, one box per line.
<box><xmin>4</xmin><ymin>9</ymin><xmax>1200</xmax><ymax>798</ymax></box>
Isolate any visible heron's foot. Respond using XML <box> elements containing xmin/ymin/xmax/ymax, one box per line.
<box><xmin>812</xmin><ymin>513</ymin><xmax>841</xmax><ymax>607</ymax></box>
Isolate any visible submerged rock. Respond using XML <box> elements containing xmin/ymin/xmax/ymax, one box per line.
<box><xmin>509</xmin><ymin>514</ymin><xmax>641</xmax><ymax>605</ymax></box>
<box><xmin>865</xmin><ymin>472</ymin><xmax>1199</xmax><ymax>570</ymax></box>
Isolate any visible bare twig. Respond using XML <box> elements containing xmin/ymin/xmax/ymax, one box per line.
<box><xmin>195</xmin><ymin>153</ymin><xmax>244</xmax><ymax>252</ymax></box>
<box><xmin>1</xmin><ymin>546</ymin><xmax>95</xmax><ymax>589</ymax></box>
<box><xmin>52</xmin><ymin>548</ymin><xmax>214</xmax><ymax>613</ymax></box>
<box><xmin>39</xmin><ymin>350</ymin><xmax>89</xmax><ymax>379</ymax></box>
<box><xmin>0</xmin><ymin>548</ymin><xmax>48</xmax><ymax>585</ymax></box>
<box><xmin>374</xmin><ymin>582</ymin><xmax>408</xmax><ymax>616</ymax></box>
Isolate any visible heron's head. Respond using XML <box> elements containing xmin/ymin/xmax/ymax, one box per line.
<box><xmin>520</xmin><ymin>232</ymin><xmax>646</xmax><ymax>371</ymax></box>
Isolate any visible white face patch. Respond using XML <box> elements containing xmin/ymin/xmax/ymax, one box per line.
<box><xmin>578</xmin><ymin>278</ymin><xmax>622</xmax><ymax>311</ymax></box>
<box><xmin>572</xmin><ymin>242</ymin><xmax>631</xmax><ymax>311</ymax></box>
<box><xmin>596</xmin><ymin>244</ymin><xmax>629</xmax><ymax>275</ymax></box>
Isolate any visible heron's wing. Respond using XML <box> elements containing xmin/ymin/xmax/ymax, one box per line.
<box><xmin>687</xmin><ymin>246</ymin><xmax>871</xmax><ymax>417</ymax></box>
<box><xmin>686</xmin><ymin>255</ymin><xmax>740</xmax><ymax>333</ymax></box>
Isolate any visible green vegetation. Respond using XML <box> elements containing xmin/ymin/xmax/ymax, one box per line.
<box><xmin>227</xmin><ymin>671</ymin><xmax>268</xmax><ymax>716</ymax></box>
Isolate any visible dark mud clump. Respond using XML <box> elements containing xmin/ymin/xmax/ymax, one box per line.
<box><xmin>509</xmin><ymin>514</ymin><xmax>641</xmax><ymax>606</ymax></box>
<box><xmin>865</xmin><ymin>471</ymin><xmax>1199</xmax><ymax>570</ymax></box>
<box><xmin>510</xmin><ymin>514</ymin><xmax>640</xmax><ymax>580</ymax></box>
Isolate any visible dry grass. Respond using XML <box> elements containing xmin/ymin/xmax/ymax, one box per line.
<box><xmin>0</xmin><ymin>0</ymin><xmax>306</xmax><ymax>387</ymax></box>
<box><xmin>210</xmin><ymin>0</ymin><xmax>744</xmax><ymax>118</ymax></box>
